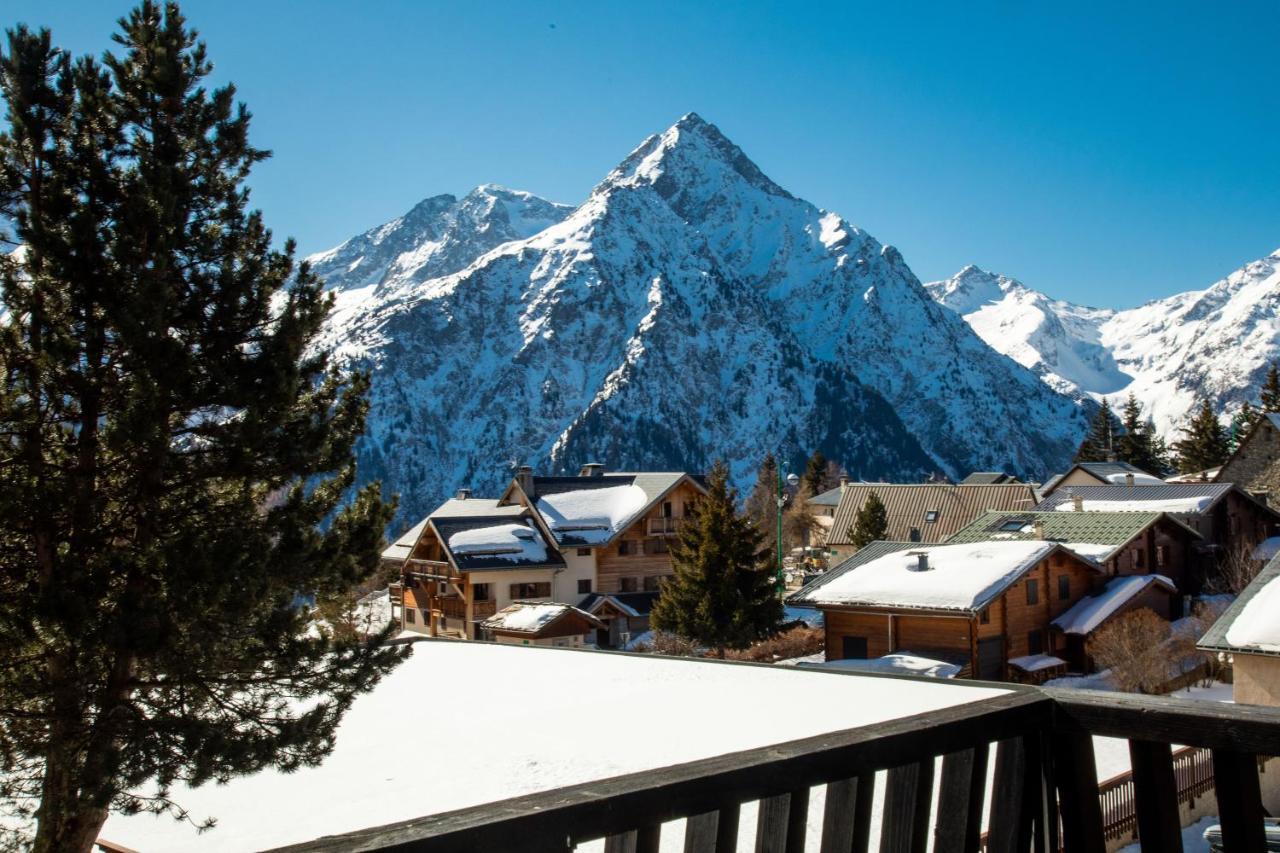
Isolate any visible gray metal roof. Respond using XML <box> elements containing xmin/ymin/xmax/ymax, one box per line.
<box><xmin>946</xmin><ymin>510</ymin><xmax>1201</xmax><ymax>561</ymax></box>
<box><xmin>825</xmin><ymin>483</ymin><xmax>1039</xmax><ymax>546</ymax></box>
<box><xmin>1034</xmin><ymin>483</ymin><xmax>1235</xmax><ymax>512</ymax></box>
<box><xmin>1198</xmin><ymin>554</ymin><xmax>1280</xmax><ymax>657</ymax></box>
<box><xmin>1076</xmin><ymin>461</ymin><xmax>1158</xmax><ymax>478</ymax></box>
<box><xmin>808</xmin><ymin>486</ymin><xmax>843</xmax><ymax>507</ymax></box>
<box><xmin>960</xmin><ymin>472</ymin><xmax>1018</xmax><ymax>485</ymax></box>
<box><xmin>785</xmin><ymin>541</ymin><xmax>919</xmax><ymax>606</ymax></box>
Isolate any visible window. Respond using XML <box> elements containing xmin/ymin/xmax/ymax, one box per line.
<box><xmin>979</xmin><ymin>608</ymin><xmax>990</xmax><ymax>625</ymax></box>
<box><xmin>1134</xmin><ymin>548</ymin><xmax>1144</xmax><ymax>569</ymax></box>
<box><xmin>472</xmin><ymin>583</ymin><xmax>492</xmax><ymax>602</ymax></box>
<box><xmin>908</xmin><ymin>527</ymin><xmax>921</xmax><ymax>542</ymax></box>
<box><xmin>618</xmin><ymin>540</ymin><xmax>633</xmax><ymax>556</ymax></box>
<box><xmin>619</xmin><ymin>577</ymin><xmax>639</xmax><ymax>593</ymax></box>
<box><xmin>643</xmin><ymin>575</ymin><xmax>661</xmax><ymax>592</ymax></box>
<box><xmin>1156</xmin><ymin>545</ymin><xmax>1166</xmax><ymax>567</ymax></box>
<box><xmin>841</xmin><ymin>636</ymin><xmax>869</xmax><ymax>659</ymax></box>
<box><xmin>1027</xmin><ymin>630</ymin><xmax>1044</xmax><ymax>656</ymax></box>
<box><xmin>405</xmin><ymin>608</ymin><xmax>416</xmax><ymax>624</ymax></box>
<box><xmin>1058</xmin><ymin>576</ymin><xmax>1070</xmax><ymax>601</ymax></box>
<box><xmin>577</xmin><ymin>547</ymin><xmax>591</xmax><ymax>557</ymax></box>
<box><xmin>1026</xmin><ymin>579</ymin><xmax>1039</xmax><ymax>605</ymax></box>
<box><xmin>662</xmin><ymin>501</ymin><xmax>673</xmax><ymax>518</ymax></box>
<box><xmin>924</xmin><ymin>509</ymin><xmax>939</xmax><ymax>523</ymax></box>
<box><xmin>577</xmin><ymin>579</ymin><xmax>592</xmax><ymax>594</ymax></box>
<box><xmin>509</xmin><ymin>582</ymin><xmax>552</xmax><ymax>599</ymax></box>
<box><xmin>999</xmin><ymin>520</ymin><xmax>1026</xmax><ymax>532</ymax></box>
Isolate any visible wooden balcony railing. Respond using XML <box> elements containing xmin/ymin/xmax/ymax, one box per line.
<box><xmin>265</xmin><ymin>681</ymin><xmax>1280</xmax><ymax>853</ymax></box>
<box><xmin>647</xmin><ymin>517</ymin><xmax>686</xmax><ymax>536</ymax></box>
<box><xmin>438</xmin><ymin>597</ymin><xmax>467</xmax><ymax>620</ymax></box>
<box><xmin>405</xmin><ymin>559</ymin><xmax>453</xmax><ymax>580</ymax></box>
<box><xmin>471</xmin><ymin>600</ymin><xmax>497</xmax><ymax>619</ymax></box>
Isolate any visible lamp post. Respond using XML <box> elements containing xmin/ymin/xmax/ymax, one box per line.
<box><xmin>776</xmin><ymin>461</ymin><xmax>800</xmax><ymax>594</ymax></box>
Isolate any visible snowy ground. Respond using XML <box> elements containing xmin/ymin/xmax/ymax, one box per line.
<box><xmin>1116</xmin><ymin>815</ymin><xmax>1216</xmax><ymax>853</ymax></box>
<box><xmin>99</xmin><ymin>641</ymin><xmax>1007</xmax><ymax>851</ymax></box>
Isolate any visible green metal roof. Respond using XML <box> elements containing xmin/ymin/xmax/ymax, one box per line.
<box><xmin>946</xmin><ymin>509</ymin><xmax>1200</xmax><ymax>560</ymax></box>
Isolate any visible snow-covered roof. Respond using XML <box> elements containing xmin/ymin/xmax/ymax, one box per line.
<box><xmin>1252</xmin><ymin>536</ymin><xmax>1280</xmax><ymax>563</ymax></box>
<box><xmin>382</xmin><ymin>498</ymin><xmax>528</xmax><ymax>562</ymax></box>
<box><xmin>1165</xmin><ymin>467</ymin><xmax>1222</xmax><ymax>484</ymax></box>
<box><xmin>1101</xmin><ymin>471</ymin><xmax>1166</xmax><ymax>486</ymax></box>
<box><xmin>1225</xmin><ymin>574</ymin><xmax>1280</xmax><ymax>652</ymax></box>
<box><xmin>536</xmin><ymin>483</ymin><xmax>648</xmax><ymax>544</ymax></box>
<box><xmin>948</xmin><ymin>510</ymin><xmax>1201</xmax><ymax>561</ymax></box>
<box><xmin>447</xmin><ymin>522</ymin><xmax>548</xmax><ymax>561</ymax></box>
<box><xmin>1033</xmin><ymin>483</ymin><xmax>1237</xmax><ymax>516</ymax></box>
<box><xmin>381</xmin><ymin>517</ymin><xmax>428</xmax><ymax>562</ymax></box>
<box><xmin>98</xmin><ymin>642</ymin><xmax>1009</xmax><ymax>851</ymax></box>
<box><xmin>1199</xmin><ymin>555</ymin><xmax>1280</xmax><ymax>657</ymax></box>
<box><xmin>801</xmin><ymin>653</ymin><xmax>961</xmax><ymax>679</ymax></box>
<box><xmin>1051</xmin><ymin>575</ymin><xmax>1178</xmax><ymax>635</ymax></box>
<box><xmin>481</xmin><ymin>602</ymin><xmax>602</xmax><ymax>635</ymax></box>
<box><xmin>795</xmin><ymin>540</ymin><xmax>1069</xmax><ymax>612</ymax></box>
<box><xmin>1008</xmin><ymin>654</ymin><xmax>1067</xmax><ymax>672</ymax></box>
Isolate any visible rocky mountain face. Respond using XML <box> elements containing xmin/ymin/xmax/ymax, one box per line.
<box><xmin>313</xmin><ymin>114</ymin><xmax>1088</xmax><ymax>527</ymax></box>
<box><xmin>928</xmin><ymin>250</ymin><xmax>1280</xmax><ymax>436</ymax></box>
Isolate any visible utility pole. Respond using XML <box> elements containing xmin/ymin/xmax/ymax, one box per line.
<box><xmin>775</xmin><ymin>459</ymin><xmax>799</xmax><ymax>594</ymax></box>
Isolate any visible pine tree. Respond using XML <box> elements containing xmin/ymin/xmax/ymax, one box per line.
<box><xmin>1261</xmin><ymin>363</ymin><xmax>1280</xmax><ymax>413</ymax></box>
<box><xmin>1229</xmin><ymin>401</ymin><xmax>1261</xmax><ymax>451</ymax></box>
<box><xmin>0</xmin><ymin>7</ymin><xmax>403</xmax><ymax>850</ymax></box>
<box><xmin>743</xmin><ymin>452</ymin><xmax>779</xmax><ymax>538</ymax></box>
<box><xmin>803</xmin><ymin>450</ymin><xmax>828</xmax><ymax>496</ymax></box>
<box><xmin>846</xmin><ymin>490</ymin><xmax>889</xmax><ymax>550</ymax></box>
<box><xmin>1173</xmin><ymin>399</ymin><xmax>1231</xmax><ymax>474</ymax></box>
<box><xmin>1115</xmin><ymin>393</ymin><xmax>1164</xmax><ymax>475</ymax></box>
<box><xmin>650</xmin><ymin>461</ymin><xmax>784</xmax><ymax>658</ymax></box>
<box><xmin>1074</xmin><ymin>399</ymin><xmax>1119</xmax><ymax>463</ymax></box>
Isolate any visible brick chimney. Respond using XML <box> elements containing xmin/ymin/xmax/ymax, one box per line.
<box><xmin>1072</xmin><ymin>494</ymin><xmax>1084</xmax><ymax>512</ymax></box>
<box><xmin>1033</xmin><ymin>520</ymin><xmax>1046</xmax><ymax>539</ymax></box>
<box><xmin>1125</xmin><ymin>472</ymin><xmax>1135</xmax><ymax>488</ymax></box>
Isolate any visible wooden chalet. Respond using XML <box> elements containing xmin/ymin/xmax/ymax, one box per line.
<box><xmin>1217</xmin><ymin>412</ymin><xmax>1280</xmax><ymax>505</ymax></box>
<box><xmin>1039</xmin><ymin>460</ymin><xmax>1165</xmax><ymax>496</ymax></box>
<box><xmin>820</xmin><ymin>482</ymin><xmax>1039</xmax><ymax>560</ymax></box>
<box><xmin>385</xmin><ymin>465</ymin><xmax>706</xmax><ymax>645</ymax></box>
<box><xmin>1050</xmin><ymin>574</ymin><xmax>1181</xmax><ymax>672</ymax></box>
<box><xmin>790</xmin><ymin>540</ymin><xmax>1106</xmax><ymax>682</ymax></box>
<box><xmin>1199</xmin><ymin>554</ymin><xmax>1280</xmax><ymax>707</ymax></box>
<box><xmin>1032</xmin><ymin>481</ymin><xmax>1280</xmax><ymax>583</ymax></box>
<box><xmin>947</xmin><ymin>509</ymin><xmax>1203</xmax><ymax>591</ymax></box>
<box><xmin>480</xmin><ymin>602</ymin><xmax>606</xmax><ymax>648</ymax></box>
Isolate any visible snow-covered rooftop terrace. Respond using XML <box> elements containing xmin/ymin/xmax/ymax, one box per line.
<box><xmin>99</xmin><ymin>641</ymin><xmax>1008</xmax><ymax>851</ymax></box>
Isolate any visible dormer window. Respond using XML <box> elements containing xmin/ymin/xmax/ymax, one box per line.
<box><xmin>998</xmin><ymin>520</ymin><xmax>1025</xmax><ymax>532</ymax></box>
<box><xmin>924</xmin><ymin>510</ymin><xmax>939</xmax><ymax>523</ymax></box>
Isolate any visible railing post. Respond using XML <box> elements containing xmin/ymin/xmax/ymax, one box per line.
<box><xmin>1129</xmin><ymin>740</ymin><xmax>1183</xmax><ymax>853</ymax></box>
<box><xmin>987</xmin><ymin>737</ymin><xmax>1029</xmax><ymax>853</ymax></box>
<box><xmin>755</xmin><ymin>793</ymin><xmax>791</xmax><ymax>853</ymax></box>
<box><xmin>1211</xmin><ymin>749</ymin><xmax>1267</xmax><ymax>853</ymax></box>
<box><xmin>1052</xmin><ymin>732</ymin><xmax>1105</xmax><ymax>853</ymax></box>
<box><xmin>934</xmin><ymin>746</ymin><xmax>988</xmax><ymax>853</ymax></box>
<box><xmin>879</xmin><ymin>760</ymin><xmax>934</xmax><ymax>853</ymax></box>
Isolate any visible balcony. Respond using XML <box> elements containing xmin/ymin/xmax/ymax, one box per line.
<box><xmin>438</xmin><ymin>597</ymin><xmax>468</xmax><ymax>620</ymax></box>
<box><xmin>404</xmin><ymin>558</ymin><xmax>453</xmax><ymax>580</ymax></box>
<box><xmin>265</xmin><ymin>685</ymin><xmax>1280</xmax><ymax>852</ymax></box>
<box><xmin>647</xmin><ymin>516</ymin><xmax>686</xmax><ymax>536</ymax></box>
<box><xmin>471</xmin><ymin>599</ymin><xmax>497</xmax><ymax>619</ymax></box>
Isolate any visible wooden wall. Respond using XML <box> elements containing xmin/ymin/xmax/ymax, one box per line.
<box><xmin>595</xmin><ymin>480</ymin><xmax>705</xmax><ymax>594</ymax></box>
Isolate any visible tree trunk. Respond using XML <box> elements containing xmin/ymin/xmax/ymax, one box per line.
<box><xmin>32</xmin><ymin>742</ymin><xmax>110</xmax><ymax>853</ymax></box>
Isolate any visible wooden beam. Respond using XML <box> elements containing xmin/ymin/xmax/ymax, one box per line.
<box><xmin>715</xmin><ymin>802</ymin><xmax>741</xmax><ymax>853</ymax></box>
<box><xmin>755</xmin><ymin>793</ymin><xmax>790</xmax><ymax>853</ymax></box>
<box><xmin>785</xmin><ymin>787</ymin><xmax>809</xmax><ymax>853</ymax></box>
<box><xmin>1128</xmin><ymin>740</ymin><xmax>1182</xmax><ymax>853</ymax></box>
<box><xmin>682</xmin><ymin>812</ymin><xmax>718</xmax><ymax>853</ymax></box>
<box><xmin>934</xmin><ymin>746</ymin><xmax>988</xmax><ymax>853</ymax></box>
<box><xmin>1212</xmin><ymin>749</ymin><xmax>1266</xmax><ymax>853</ymax></box>
<box><xmin>986</xmin><ymin>738</ymin><xmax>1027</xmax><ymax>853</ymax></box>
<box><xmin>879</xmin><ymin>760</ymin><xmax>933</xmax><ymax>853</ymax></box>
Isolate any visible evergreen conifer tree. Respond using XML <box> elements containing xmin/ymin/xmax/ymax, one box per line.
<box><xmin>803</xmin><ymin>450</ymin><xmax>828</xmax><ymax>496</ymax></box>
<box><xmin>1173</xmin><ymin>399</ymin><xmax>1231</xmax><ymax>474</ymax></box>
<box><xmin>846</xmin><ymin>491</ymin><xmax>889</xmax><ymax>550</ymax></box>
<box><xmin>0</xmin><ymin>7</ymin><xmax>402</xmax><ymax>849</ymax></box>
<box><xmin>1261</xmin><ymin>363</ymin><xmax>1280</xmax><ymax>413</ymax></box>
<box><xmin>1116</xmin><ymin>393</ymin><xmax>1164</xmax><ymax>474</ymax></box>
<box><xmin>1229</xmin><ymin>401</ymin><xmax>1261</xmax><ymax>451</ymax></box>
<box><xmin>1073</xmin><ymin>399</ymin><xmax>1119</xmax><ymax>463</ymax></box>
<box><xmin>650</xmin><ymin>461</ymin><xmax>783</xmax><ymax>658</ymax></box>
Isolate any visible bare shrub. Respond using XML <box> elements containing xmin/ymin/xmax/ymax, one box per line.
<box><xmin>727</xmin><ymin>626</ymin><xmax>824</xmax><ymax>662</ymax></box>
<box><xmin>1206</xmin><ymin>539</ymin><xmax>1264</xmax><ymax>595</ymax></box>
<box><xmin>632</xmin><ymin>630</ymin><xmax>703</xmax><ymax>657</ymax></box>
<box><xmin>1087</xmin><ymin>608</ymin><xmax>1174</xmax><ymax>694</ymax></box>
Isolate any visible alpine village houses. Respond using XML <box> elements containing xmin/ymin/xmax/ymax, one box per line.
<box><xmin>795</xmin><ymin>465</ymin><xmax>1280</xmax><ymax>683</ymax></box>
<box><xmin>385</xmin><ymin>465</ymin><xmax>706</xmax><ymax>647</ymax></box>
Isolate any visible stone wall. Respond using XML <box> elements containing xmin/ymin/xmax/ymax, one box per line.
<box><xmin>1219</xmin><ymin>420</ymin><xmax>1280</xmax><ymax>503</ymax></box>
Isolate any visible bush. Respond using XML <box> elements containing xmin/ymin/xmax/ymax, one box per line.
<box><xmin>727</xmin><ymin>626</ymin><xmax>824</xmax><ymax>662</ymax></box>
<box><xmin>1087</xmin><ymin>608</ymin><xmax>1173</xmax><ymax>694</ymax></box>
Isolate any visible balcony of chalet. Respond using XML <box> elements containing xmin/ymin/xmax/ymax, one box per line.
<box><xmin>96</xmin><ymin>640</ymin><xmax>1280</xmax><ymax>853</ymax></box>
<box><xmin>647</xmin><ymin>516</ymin><xmax>688</xmax><ymax>536</ymax></box>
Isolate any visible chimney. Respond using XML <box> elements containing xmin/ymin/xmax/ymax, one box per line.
<box><xmin>579</xmin><ymin>462</ymin><xmax>605</xmax><ymax>478</ymax></box>
<box><xmin>517</xmin><ymin>465</ymin><xmax>535</xmax><ymax>497</ymax></box>
<box><xmin>1033</xmin><ymin>520</ymin><xmax>1046</xmax><ymax>540</ymax></box>
<box><xmin>1125</xmin><ymin>472</ymin><xmax>1135</xmax><ymax>488</ymax></box>
<box><xmin>455</xmin><ymin>487</ymin><xmax>471</xmax><ymax>500</ymax></box>
<box><xmin>907</xmin><ymin>551</ymin><xmax>930</xmax><ymax>572</ymax></box>
<box><xmin>839</xmin><ymin>473</ymin><xmax>850</xmax><ymax>490</ymax></box>
<box><xmin>1072</xmin><ymin>494</ymin><xmax>1084</xmax><ymax>512</ymax></box>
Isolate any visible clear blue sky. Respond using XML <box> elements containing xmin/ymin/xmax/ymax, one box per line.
<box><xmin>8</xmin><ymin>1</ymin><xmax>1280</xmax><ymax>308</ymax></box>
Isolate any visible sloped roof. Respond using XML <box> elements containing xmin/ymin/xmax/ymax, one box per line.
<box><xmin>1198</xmin><ymin>554</ymin><xmax>1280</xmax><ymax>657</ymax></box>
<box><xmin>825</xmin><ymin>484</ymin><xmax>1038</xmax><ymax>546</ymax></box>
<box><xmin>786</xmin><ymin>541</ymin><xmax>920</xmax><ymax>605</ymax></box>
<box><xmin>578</xmin><ymin>591</ymin><xmax>662</xmax><ymax>618</ymax></box>
<box><xmin>1033</xmin><ymin>483</ymin><xmax>1238</xmax><ymax>515</ymax></box>
<box><xmin>382</xmin><ymin>498</ymin><xmax>527</xmax><ymax>562</ymax></box>
<box><xmin>960</xmin><ymin>472</ymin><xmax>1018</xmax><ymax>485</ymax></box>
<box><xmin>523</xmin><ymin>471</ymin><xmax>704</xmax><ymax>547</ymax></box>
<box><xmin>382</xmin><ymin>517</ymin><xmax>429</xmax><ymax>562</ymax></box>
<box><xmin>481</xmin><ymin>602</ymin><xmax>604</xmax><ymax>636</ymax></box>
<box><xmin>432</xmin><ymin>516</ymin><xmax>565</xmax><ymax>572</ymax></box>
<box><xmin>793</xmin><ymin>541</ymin><xmax>1095</xmax><ymax>613</ymax></box>
<box><xmin>1051</xmin><ymin>574</ymin><xmax>1179</xmax><ymax>635</ymax></box>
<box><xmin>946</xmin><ymin>510</ymin><xmax>1201</xmax><ymax>561</ymax></box>
<box><xmin>1041</xmin><ymin>461</ymin><xmax>1163</xmax><ymax>494</ymax></box>
<box><xmin>808</xmin><ymin>486</ymin><xmax>843</xmax><ymax>507</ymax></box>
